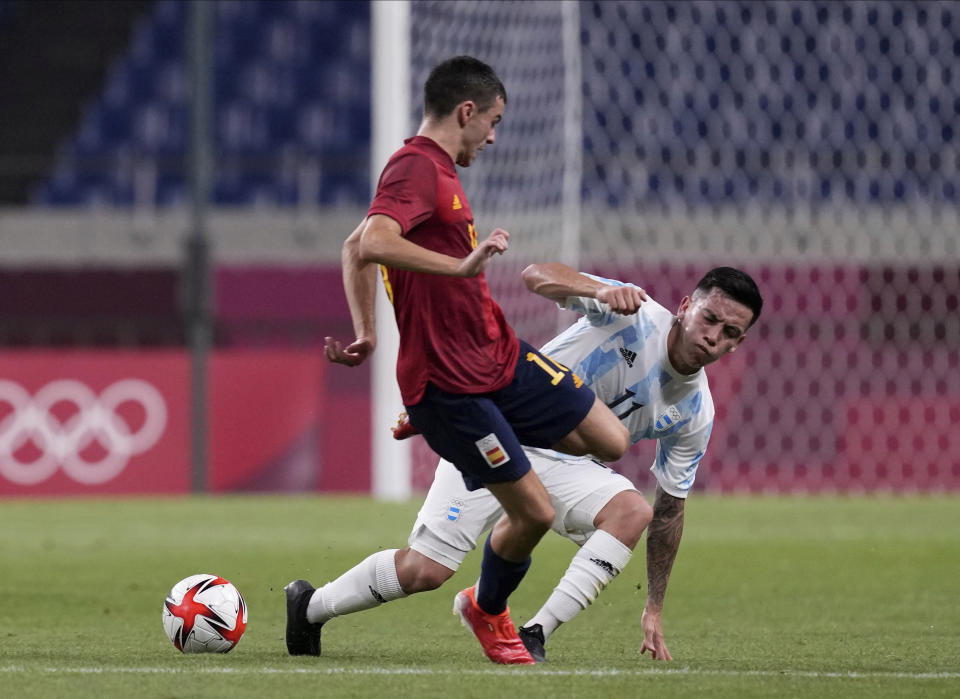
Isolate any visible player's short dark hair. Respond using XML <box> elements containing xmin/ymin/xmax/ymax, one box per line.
<box><xmin>695</xmin><ymin>267</ymin><xmax>763</xmax><ymax>327</ymax></box>
<box><xmin>423</xmin><ymin>56</ymin><xmax>507</xmax><ymax>119</ymax></box>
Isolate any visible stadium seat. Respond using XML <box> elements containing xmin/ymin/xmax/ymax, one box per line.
<box><xmin>36</xmin><ymin>0</ymin><xmax>371</xmax><ymax>207</ymax></box>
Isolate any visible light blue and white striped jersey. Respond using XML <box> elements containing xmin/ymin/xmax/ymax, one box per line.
<box><xmin>535</xmin><ymin>273</ymin><xmax>714</xmax><ymax>498</ymax></box>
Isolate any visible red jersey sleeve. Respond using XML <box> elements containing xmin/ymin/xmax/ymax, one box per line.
<box><xmin>368</xmin><ymin>152</ymin><xmax>438</xmax><ymax>235</ymax></box>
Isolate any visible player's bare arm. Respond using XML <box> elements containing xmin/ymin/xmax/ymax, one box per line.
<box><xmin>326</xmin><ymin>218</ymin><xmax>377</xmax><ymax>367</ymax></box>
<box><xmin>641</xmin><ymin>484</ymin><xmax>684</xmax><ymax>661</ymax></box>
<box><xmin>522</xmin><ymin>262</ymin><xmax>647</xmax><ymax>315</ymax></box>
<box><xmin>360</xmin><ymin>215</ymin><xmax>507</xmax><ymax>277</ymax></box>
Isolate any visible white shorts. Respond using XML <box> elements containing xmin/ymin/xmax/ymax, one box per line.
<box><xmin>408</xmin><ymin>448</ymin><xmax>640</xmax><ymax>570</ymax></box>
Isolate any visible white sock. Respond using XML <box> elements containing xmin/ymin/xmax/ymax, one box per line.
<box><xmin>306</xmin><ymin>549</ymin><xmax>407</xmax><ymax>624</ymax></box>
<box><xmin>523</xmin><ymin>529</ymin><xmax>632</xmax><ymax>640</ymax></box>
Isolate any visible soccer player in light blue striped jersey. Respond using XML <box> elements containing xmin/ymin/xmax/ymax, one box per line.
<box><xmin>304</xmin><ymin>262</ymin><xmax>762</xmax><ymax>663</ymax></box>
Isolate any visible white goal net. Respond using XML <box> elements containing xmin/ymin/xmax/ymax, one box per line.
<box><xmin>403</xmin><ymin>0</ymin><xmax>960</xmax><ymax>494</ymax></box>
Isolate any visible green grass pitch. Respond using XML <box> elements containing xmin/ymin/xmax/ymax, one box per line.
<box><xmin>1</xmin><ymin>494</ymin><xmax>958</xmax><ymax>698</ymax></box>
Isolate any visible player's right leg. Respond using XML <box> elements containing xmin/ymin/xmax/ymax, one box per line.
<box><xmin>405</xmin><ymin>385</ymin><xmax>558</xmax><ymax>575</ymax></box>
<box><xmin>450</xmin><ymin>469</ymin><xmax>553</xmax><ymax>665</ymax></box>
<box><xmin>521</xmin><ymin>489</ymin><xmax>650</xmax><ymax>644</ymax></box>
<box><xmin>407</xmin><ymin>387</ymin><xmax>555</xmax><ymax>664</ymax></box>
<box><xmin>284</xmin><ymin>545</ymin><xmax>409</xmax><ymax>656</ymax></box>
<box><xmin>517</xmin><ymin>452</ymin><xmax>652</xmax><ymax>661</ymax></box>
<box><xmin>482</xmin><ymin>469</ymin><xmax>555</xmax><ymax>561</ymax></box>
<box><xmin>285</xmin><ymin>458</ymin><xmax>502</xmax><ymax>656</ymax></box>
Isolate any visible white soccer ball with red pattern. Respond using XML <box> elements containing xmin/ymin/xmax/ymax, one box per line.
<box><xmin>162</xmin><ymin>574</ymin><xmax>248</xmax><ymax>653</ymax></box>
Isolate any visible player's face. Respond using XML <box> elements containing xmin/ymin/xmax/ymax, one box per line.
<box><xmin>671</xmin><ymin>288</ymin><xmax>753</xmax><ymax>374</ymax></box>
<box><xmin>457</xmin><ymin>96</ymin><xmax>504</xmax><ymax>167</ymax></box>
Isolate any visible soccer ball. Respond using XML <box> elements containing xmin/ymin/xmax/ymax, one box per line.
<box><xmin>162</xmin><ymin>574</ymin><xmax>248</xmax><ymax>653</ymax></box>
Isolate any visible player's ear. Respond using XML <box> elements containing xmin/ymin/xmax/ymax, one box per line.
<box><xmin>457</xmin><ymin>101</ymin><xmax>476</xmax><ymax>127</ymax></box>
<box><xmin>675</xmin><ymin>295</ymin><xmax>691</xmax><ymax>321</ymax></box>
<box><xmin>728</xmin><ymin>333</ymin><xmax>747</xmax><ymax>353</ymax></box>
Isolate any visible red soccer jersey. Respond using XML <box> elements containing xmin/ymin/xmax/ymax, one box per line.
<box><xmin>367</xmin><ymin>136</ymin><xmax>519</xmax><ymax>405</ymax></box>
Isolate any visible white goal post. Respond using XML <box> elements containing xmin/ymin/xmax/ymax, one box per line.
<box><xmin>370</xmin><ymin>0</ymin><xmax>411</xmax><ymax>501</ymax></box>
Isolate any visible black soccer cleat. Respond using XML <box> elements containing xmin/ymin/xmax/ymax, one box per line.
<box><xmin>518</xmin><ymin>624</ymin><xmax>547</xmax><ymax>663</ymax></box>
<box><xmin>285</xmin><ymin>579</ymin><xmax>323</xmax><ymax>656</ymax></box>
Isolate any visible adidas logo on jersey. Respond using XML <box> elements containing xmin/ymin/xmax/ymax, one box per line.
<box><xmin>452</xmin><ymin>194</ymin><xmax>462</xmax><ymax>210</ymax></box>
<box><xmin>619</xmin><ymin>347</ymin><xmax>637</xmax><ymax>367</ymax></box>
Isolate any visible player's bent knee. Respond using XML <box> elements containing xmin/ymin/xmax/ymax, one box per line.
<box><xmin>526</xmin><ymin>503</ymin><xmax>555</xmax><ymax>533</ymax></box>
<box><xmin>509</xmin><ymin>503</ymin><xmax>554</xmax><ymax>536</ymax></box>
<box><xmin>524</xmin><ymin>493</ymin><xmax>556</xmax><ymax>531</ymax></box>
<box><xmin>626</xmin><ymin>494</ymin><xmax>654</xmax><ymax>534</ymax></box>
<box><xmin>408</xmin><ymin>564</ymin><xmax>455</xmax><ymax>592</ymax></box>
<box><xmin>595</xmin><ymin>491</ymin><xmax>653</xmax><ymax>549</ymax></box>
<box><xmin>496</xmin><ymin>502</ymin><xmax>554</xmax><ymax>542</ymax></box>
<box><xmin>487</xmin><ymin>472</ymin><xmax>555</xmax><ymax>534</ymax></box>
<box><xmin>590</xmin><ymin>422</ymin><xmax>631</xmax><ymax>462</ymax></box>
<box><xmin>394</xmin><ymin>547</ymin><xmax>456</xmax><ymax>594</ymax></box>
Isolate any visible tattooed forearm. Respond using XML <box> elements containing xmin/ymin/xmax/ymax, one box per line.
<box><xmin>645</xmin><ymin>485</ymin><xmax>685</xmax><ymax>609</ymax></box>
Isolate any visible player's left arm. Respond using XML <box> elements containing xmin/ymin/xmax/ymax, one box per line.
<box><xmin>641</xmin><ymin>484</ymin><xmax>684</xmax><ymax>661</ymax></box>
<box><xmin>521</xmin><ymin>262</ymin><xmax>647</xmax><ymax>315</ymax></box>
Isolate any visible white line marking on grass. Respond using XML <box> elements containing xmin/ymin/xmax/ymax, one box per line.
<box><xmin>1</xmin><ymin>666</ymin><xmax>958</xmax><ymax>680</ymax></box>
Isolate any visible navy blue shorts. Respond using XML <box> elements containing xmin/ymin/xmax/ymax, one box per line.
<box><xmin>406</xmin><ymin>340</ymin><xmax>596</xmax><ymax>491</ymax></box>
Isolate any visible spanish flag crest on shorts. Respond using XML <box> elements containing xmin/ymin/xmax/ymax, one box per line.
<box><xmin>475</xmin><ymin>433</ymin><xmax>510</xmax><ymax>468</ymax></box>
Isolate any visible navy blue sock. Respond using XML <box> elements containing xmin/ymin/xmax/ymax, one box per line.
<box><xmin>475</xmin><ymin>535</ymin><xmax>531</xmax><ymax>615</ymax></box>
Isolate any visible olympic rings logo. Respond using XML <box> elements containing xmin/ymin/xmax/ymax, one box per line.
<box><xmin>0</xmin><ymin>379</ymin><xmax>167</xmax><ymax>486</ymax></box>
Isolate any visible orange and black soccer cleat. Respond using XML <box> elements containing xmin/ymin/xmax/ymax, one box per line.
<box><xmin>452</xmin><ymin>585</ymin><xmax>535</xmax><ymax>665</ymax></box>
<box><xmin>518</xmin><ymin>623</ymin><xmax>546</xmax><ymax>663</ymax></box>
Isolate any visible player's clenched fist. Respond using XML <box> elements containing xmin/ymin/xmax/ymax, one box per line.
<box><xmin>324</xmin><ymin>336</ymin><xmax>374</xmax><ymax>367</ymax></box>
<box><xmin>597</xmin><ymin>283</ymin><xmax>647</xmax><ymax>315</ymax></box>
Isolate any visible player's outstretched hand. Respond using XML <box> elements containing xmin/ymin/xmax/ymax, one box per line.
<box><xmin>597</xmin><ymin>283</ymin><xmax>647</xmax><ymax>315</ymax></box>
<box><xmin>457</xmin><ymin>228</ymin><xmax>510</xmax><ymax>277</ymax></box>
<box><xmin>639</xmin><ymin>607</ymin><xmax>672</xmax><ymax>661</ymax></box>
<box><xmin>324</xmin><ymin>336</ymin><xmax>374</xmax><ymax>367</ymax></box>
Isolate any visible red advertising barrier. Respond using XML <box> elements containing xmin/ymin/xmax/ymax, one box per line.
<box><xmin>0</xmin><ymin>351</ymin><xmax>191</xmax><ymax>496</ymax></box>
<box><xmin>0</xmin><ymin>349</ymin><xmax>369</xmax><ymax>496</ymax></box>
<box><xmin>7</xmin><ymin>261</ymin><xmax>958</xmax><ymax>497</ymax></box>
<box><xmin>208</xmin><ymin>350</ymin><xmax>325</xmax><ymax>493</ymax></box>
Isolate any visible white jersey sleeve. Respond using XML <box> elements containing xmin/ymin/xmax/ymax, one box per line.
<box><xmin>557</xmin><ymin>273</ymin><xmax>644</xmax><ymax>326</ymax></box>
<box><xmin>651</xmin><ymin>406</ymin><xmax>713</xmax><ymax>498</ymax></box>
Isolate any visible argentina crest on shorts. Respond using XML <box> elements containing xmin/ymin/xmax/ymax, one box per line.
<box><xmin>475</xmin><ymin>433</ymin><xmax>510</xmax><ymax>468</ymax></box>
<box><xmin>446</xmin><ymin>499</ymin><xmax>464</xmax><ymax>522</ymax></box>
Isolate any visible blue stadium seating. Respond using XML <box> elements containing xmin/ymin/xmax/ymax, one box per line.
<box><xmin>34</xmin><ymin>0</ymin><xmax>371</xmax><ymax>206</ymax></box>
<box><xmin>32</xmin><ymin>0</ymin><xmax>958</xmax><ymax>208</ymax></box>
<box><xmin>577</xmin><ymin>0</ymin><xmax>960</xmax><ymax>207</ymax></box>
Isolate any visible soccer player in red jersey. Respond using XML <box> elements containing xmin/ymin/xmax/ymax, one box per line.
<box><xmin>286</xmin><ymin>56</ymin><xmax>633</xmax><ymax>664</ymax></box>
